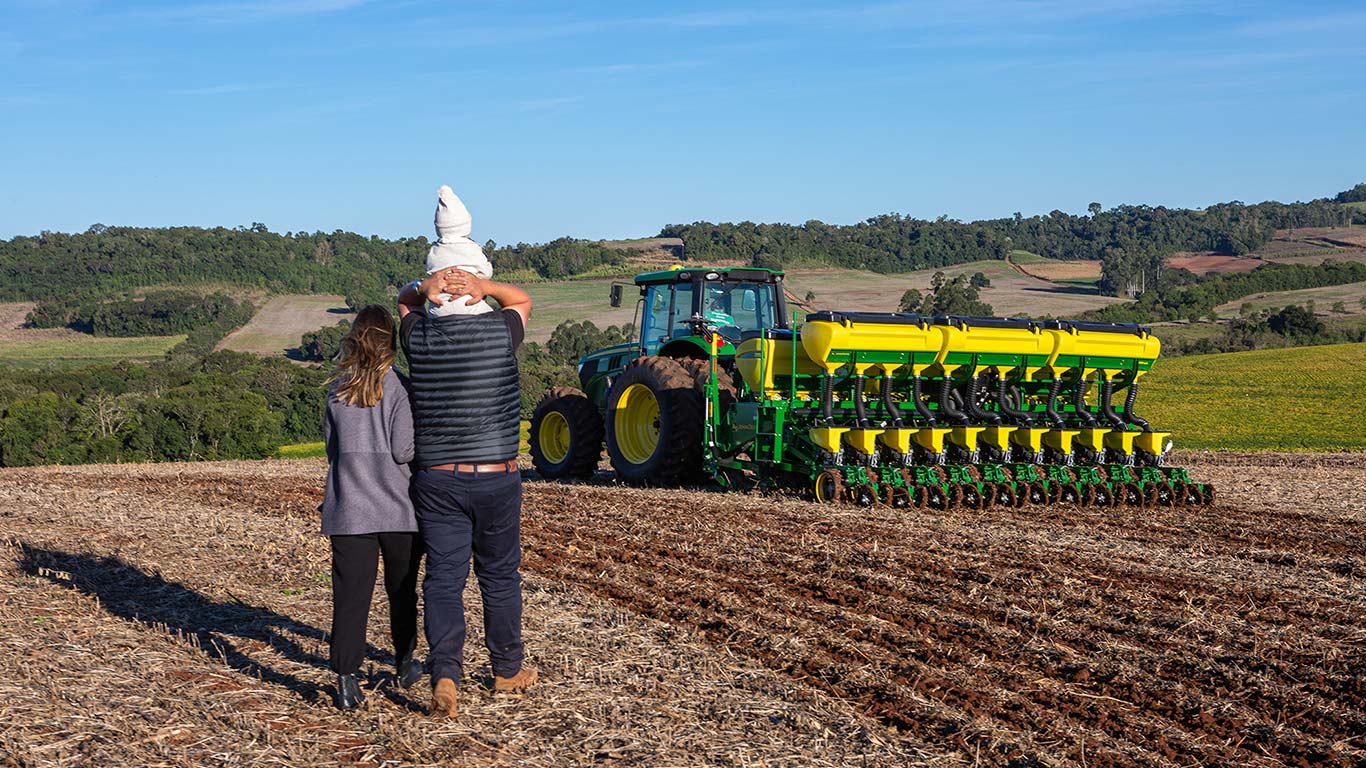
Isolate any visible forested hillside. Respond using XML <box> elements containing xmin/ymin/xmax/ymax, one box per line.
<box><xmin>0</xmin><ymin>226</ymin><xmax>624</xmax><ymax>307</ymax></box>
<box><xmin>2</xmin><ymin>189</ymin><xmax>1359</xmax><ymax>305</ymax></box>
<box><xmin>662</xmin><ymin>195</ymin><xmax>1357</xmax><ymax>293</ymax></box>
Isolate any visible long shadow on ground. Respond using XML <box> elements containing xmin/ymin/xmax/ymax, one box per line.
<box><xmin>19</xmin><ymin>544</ymin><xmax>333</xmax><ymax>704</ymax></box>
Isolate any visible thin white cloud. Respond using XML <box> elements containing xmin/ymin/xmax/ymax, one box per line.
<box><xmin>1236</xmin><ymin>9</ymin><xmax>1366</xmax><ymax>37</ymax></box>
<box><xmin>131</xmin><ymin>0</ymin><xmax>368</xmax><ymax>25</ymax></box>
<box><xmin>169</xmin><ymin>83</ymin><xmax>262</xmax><ymax>96</ymax></box>
<box><xmin>514</xmin><ymin>95</ymin><xmax>580</xmax><ymax>112</ymax></box>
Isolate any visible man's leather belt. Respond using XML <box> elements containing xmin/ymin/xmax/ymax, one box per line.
<box><xmin>425</xmin><ymin>459</ymin><xmax>519</xmax><ymax>474</ymax></box>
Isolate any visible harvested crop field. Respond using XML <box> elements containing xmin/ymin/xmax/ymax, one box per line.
<box><xmin>217</xmin><ymin>294</ymin><xmax>352</xmax><ymax>359</ymax></box>
<box><xmin>2</xmin><ymin>453</ymin><xmax>1363</xmax><ymax>767</ymax></box>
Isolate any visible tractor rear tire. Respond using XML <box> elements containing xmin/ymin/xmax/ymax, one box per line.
<box><xmin>605</xmin><ymin>356</ymin><xmax>704</xmax><ymax>484</ymax></box>
<box><xmin>529</xmin><ymin>387</ymin><xmax>603</xmax><ymax>480</ymax></box>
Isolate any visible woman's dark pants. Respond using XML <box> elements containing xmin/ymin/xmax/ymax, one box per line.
<box><xmin>412</xmin><ymin>468</ymin><xmax>525</xmax><ymax>684</ymax></box>
<box><xmin>329</xmin><ymin>531</ymin><xmax>422</xmax><ymax>675</ymax></box>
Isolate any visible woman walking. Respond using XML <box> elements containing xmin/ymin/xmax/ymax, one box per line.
<box><xmin>319</xmin><ymin>305</ymin><xmax>424</xmax><ymax>709</ymax></box>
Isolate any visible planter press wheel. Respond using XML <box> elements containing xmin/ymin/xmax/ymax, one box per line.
<box><xmin>1058</xmin><ymin>483</ymin><xmax>1082</xmax><ymax>505</ymax></box>
<box><xmin>1145</xmin><ymin>481</ymin><xmax>1176</xmax><ymax>507</ymax></box>
<box><xmin>995</xmin><ymin>483</ymin><xmax>1021</xmax><ymax>509</ymax></box>
<box><xmin>1026</xmin><ymin>482</ymin><xmax>1048</xmax><ymax>506</ymax></box>
<box><xmin>959</xmin><ymin>482</ymin><xmax>984</xmax><ymax>510</ymax></box>
<box><xmin>1091</xmin><ymin>483</ymin><xmax>1114</xmax><ymax>508</ymax></box>
<box><xmin>1077</xmin><ymin>484</ymin><xmax>1095</xmax><ymax>507</ymax></box>
<box><xmin>1178</xmin><ymin>481</ymin><xmax>1202</xmax><ymax>506</ymax></box>
<box><xmin>813</xmin><ymin>469</ymin><xmax>845</xmax><ymax>504</ymax></box>
<box><xmin>1201</xmin><ymin>484</ymin><xmax>1216</xmax><ymax>506</ymax></box>
<box><xmin>1122</xmin><ymin>482</ymin><xmax>1144</xmax><ymax>506</ymax></box>
<box><xmin>885</xmin><ymin>483</ymin><xmax>913</xmax><ymax>509</ymax></box>
<box><xmin>851</xmin><ymin>483</ymin><xmax>878</xmax><ymax>507</ymax></box>
<box><xmin>924</xmin><ymin>483</ymin><xmax>949</xmax><ymax>510</ymax></box>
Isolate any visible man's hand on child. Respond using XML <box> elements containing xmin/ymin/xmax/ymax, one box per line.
<box><xmin>441</xmin><ymin>270</ymin><xmax>487</xmax><ymax>305</ymax></box>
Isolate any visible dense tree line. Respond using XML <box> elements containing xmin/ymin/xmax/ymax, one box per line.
<box><xmin>0</xmin><ymin>225</ymin><xmax>625</xmax><ymax>304</ymax></box>
<box><xmin>1334</xmin><ymin>184</ymin><xmax>1366</xmax><ymax>204</ymax></box>
<box><xmin>26</xmin><ymin>290</ymin><xmax>254</xmax><ymax>337</ymax></box>
<box><xmin>3</xmin><ymin>187</ymin><xmax>1358</xmax><ymax>304</ymax></box>
<box><xmin>662</xmin><ymin>196</ymin><xmax>1355</xmax><ymax>273</ymax></box>
<box><xmin>1083</xmin><ymin>261</ymin><xmax>1366</xmax><ymax>324</ymax></box>
<box><xmin>0</xmin><ymin>351</ymin><xmax>327</xmax><ymax>467</ymax></box>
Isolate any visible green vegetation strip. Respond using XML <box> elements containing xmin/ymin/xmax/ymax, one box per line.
<box><xmin>0</xmin><ymin>335</ymin><xmax>186</xmax><ymax>369</ymax></box>
<box><xmin>1143</xmin><ymin>342</ymin><xmax>1366</xmax><ymax>451</ymax></box>
<box><xmin>281</xmin><ymin>423</ymin><xmax>530</xmax><ymax>461</ymax></box>
<box><xmin>276</xmin><ymin>442</ymin><xmax>326</xmax><ymax>459</ymax></box>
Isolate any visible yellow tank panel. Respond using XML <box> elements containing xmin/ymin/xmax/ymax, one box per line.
<box><xmin>1042</xmin><ymin>429</ymin><xmax>1080</xmax><ymax>453</ymax></box>
<box><xmin>1136</xmin><ymin>431</ymin><xmax>1171</xmax><ymax>456</ymax></box>
<box><xmin>879</xmin><ymin>429</ymin><xmax>916</xmax><ymax>454</ymax></box>
<box><xmin>809</xmin><ymin>427</ymin><xmax>849</xmax><ymax>453</ymax></box>
<box><xmin>735</xmin><ymin>337</ymin><xmax>824</xmax><ymax>393</ymax></box>
<box><xmin>1047</xmin><ymin>327</ymin><xmax>1161</xmax><ymax>367</ymax></box>
<box><xmin>844</xmin><ymin>429</ymin><xmax>882</xmax><ymax>455</ymax></box>
<box><xmin>913</xmin><ymin>427</ymin><xmax>952</xmax><ymax>454</ymax></box>
<box><xmin>949</xmin><ymin>426</ymin><xmax>986</xmax><ymax>451</ymax></box>
<box><xmin>800</xmin><ymin>319</ymin><xmax>944</xmax><ymax>373</ymax></box>
<box><xmin>980</xmin><ymin>426</ymin><xmax>1014</xmax><ymax>451</ymax></box>
<box><xmin>1104</xmin><ymin>430</ymin><xmax>1139</xmax><ymax>455</ymax></box>
<box><xmin>1011</xmin><ymin>427</ymin><xmax>1048</xmax><ymax>453</ymax></box>
<box><xmin>1076</xmin><ymin>428</ymin><xmax>1108</xmax><ymax>453</ymax></box>
<box><xmin>934</xmin><ymin>324</ymin><xmax>1054</xmax><ymax>365</ymax></box>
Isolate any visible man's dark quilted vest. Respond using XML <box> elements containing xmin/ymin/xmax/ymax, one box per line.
<box><xmin>404</xmin><ymin>311</ymin><xmax>521</xmax><ymax>466</ymax></box>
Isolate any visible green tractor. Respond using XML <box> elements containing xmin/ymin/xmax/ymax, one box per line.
<box><xmin>529</xmin><ymin>266</ymin><xmax>785</xmax><ymax>484</ymax></box>
<box><xmin>528</xmin><ymin>265</ymin><xmax>1213</xmax><ymax>508</ymax></box>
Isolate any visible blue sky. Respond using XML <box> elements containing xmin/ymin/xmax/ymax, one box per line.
<box><xmin>2</xmin><ymin>1</ymin><xmax>1363</xmax><ymax>244</ymax></box>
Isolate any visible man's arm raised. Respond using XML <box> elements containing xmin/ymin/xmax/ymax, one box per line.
<box><xmin>442</xmin><ymin>272</ymin><xmax>532</xmax><ymax>329</ymax></box>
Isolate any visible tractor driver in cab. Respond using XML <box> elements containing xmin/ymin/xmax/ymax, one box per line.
<box><xmin>701</xmin><ymin>284</ymin><xmax>740</xmax><ymax>340</ymax></box>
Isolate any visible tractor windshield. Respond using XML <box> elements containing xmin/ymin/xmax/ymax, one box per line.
<box><xmin>702</xmin><ymin>281</ymin><xmax>776</xmax><ymax>341</ymax></box>
<box><xmin>641</xmin><ymin>281</ymin><xmax>696</xmax><ymax>355</ymax></box>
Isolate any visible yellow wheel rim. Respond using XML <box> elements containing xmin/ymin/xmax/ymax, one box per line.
<box><xmin>538</xmin><ymin>411</ymin><xmax>571</xmax><ymax>464</ymax></box>
<box><xmin>814</xmin><ymin>471</ymin><xmax>839</xmax><ymax>503</ymax></box>
<box><xmin>614</xmin><ymin>383</ymin><xmax>660</xmax><ymax>464</ymax></box>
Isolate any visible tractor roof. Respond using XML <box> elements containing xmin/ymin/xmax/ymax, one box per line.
<box><xmin>632</xmin><ymin>266</ymin><xmax>785</xmax><ymax>286</ymax></box>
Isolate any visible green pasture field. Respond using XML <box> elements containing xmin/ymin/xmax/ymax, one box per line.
<box><xmin>276</xmin><ymin>442</ymin><xmax>326</xmax><ymax>459</ymax></box>
<box><xmin>0</xmin><ymin>334</ymin><xmax>186</xmax><ymax>369</ymax></box>
<box><xmin>1142</xmin><ymin>342</ymin><xmax>1366</xmax><ymax>451</ymax></box>
<box><xmin>522</xmin><ymin>280</ymin><xmax>637</xmax><ymax>343</ymax></box>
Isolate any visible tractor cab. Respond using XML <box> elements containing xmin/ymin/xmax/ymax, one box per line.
<box><xmin>579</xmin><ymin>267</ymin><xmax>788</xmax><ymax>409</ymax></box>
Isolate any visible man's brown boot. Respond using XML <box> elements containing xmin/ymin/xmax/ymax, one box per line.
<box><xmin>429</xmin><ymin>678</ymin><xmax>458</xmax><ymax>718</ymax></box>
<box><xmin>493</xmin><ymin>666</ymin><xmax>539</xmax><ymax>693</ymax></box>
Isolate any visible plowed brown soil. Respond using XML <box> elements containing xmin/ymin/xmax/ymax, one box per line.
<box><xmin>1</xmin><ymin>451</ymin><xmax>1362</xmax><ymax>767</ymax></box>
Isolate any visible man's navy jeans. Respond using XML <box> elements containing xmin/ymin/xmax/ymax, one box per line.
<box><xmin>412</xmin><ymin>468</ymin><xmax>524</xmax><ymax>684</ymax></box>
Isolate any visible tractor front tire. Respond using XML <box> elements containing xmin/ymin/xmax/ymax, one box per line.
<box><xmin>605</xmin><ymin>356</ymin><xmax>703</xmax><ymax>484</ymax></box>
<box><xmin>529</xmin><ymin>387</ymin><xmax>604</xmax><ymax>480</ymax></box>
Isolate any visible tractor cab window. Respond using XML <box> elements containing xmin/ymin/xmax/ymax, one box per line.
<box><xmin>702</xmin><ymin>281</ymin><xmax>776</xmax><ymax>341</ymax></box>
<box><xmin>641</xmin><ymin>282</ymin><xmax>695</xmax><ymax>355</ymax></box>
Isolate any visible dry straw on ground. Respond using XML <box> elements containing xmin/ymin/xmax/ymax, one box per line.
<box><xmin>1</xmin><ymin>451</ymin><xmax>1363</xmax><ymax>767</ymax></box>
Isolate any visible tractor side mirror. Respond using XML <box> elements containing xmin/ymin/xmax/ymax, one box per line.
<box><xmin>609</xmin><ymin>284</ymin><xmax>623</xmax><ymax>308</ymax></box>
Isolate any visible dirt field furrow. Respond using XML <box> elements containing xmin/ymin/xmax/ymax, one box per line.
<box><xmin>1</xmin><ymin>451</ymin><xmax>1362</xmax><ymax>767</ymax></box>
<box><xmin>521</xmin><ymin>495</ymin><xmax>1354</xmax><ymax>767</ymax></box>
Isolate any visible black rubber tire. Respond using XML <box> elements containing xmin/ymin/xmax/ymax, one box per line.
<box><xmin>529</xmin><ymin>386</ymin><xmax>603</xmax><ymax>480</ymax></box>
<box><xmin>605</xmin><ymin>356</ymin><xmax>704</xmax><ymax>484</ymax></box>
<box><xmin>677</xmin><ymin>357</ymin><xmax>738</xmax><ymax>412</ymax></box>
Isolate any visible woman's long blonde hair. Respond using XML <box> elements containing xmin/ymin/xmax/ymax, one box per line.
<box><xmin>328</xmin><ymin>305</ymin><xmax>397</xmax><ymax>407</ymax></box>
